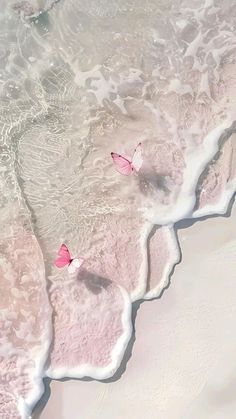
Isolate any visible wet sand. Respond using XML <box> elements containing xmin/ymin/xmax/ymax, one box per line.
<box><xmin>36</xmin><ymin>198</ymin><xmax>236</xmax><ymax>419</ymax></box>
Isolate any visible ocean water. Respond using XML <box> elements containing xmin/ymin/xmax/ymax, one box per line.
<box><xmin>0</xmin><ymin>0</ymin><xmax>236</xmax><ymax>417</ymax></box>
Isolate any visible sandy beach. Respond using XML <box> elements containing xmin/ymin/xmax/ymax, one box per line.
<box><xmin>36</xmin><ymin>200</ymin><xmax>236</xmax><ymax>419</ymax></box>
<box><xmin>1</xmin><ymin>1</ymin><xmax>236</xmax><ymax>417</ymax></box>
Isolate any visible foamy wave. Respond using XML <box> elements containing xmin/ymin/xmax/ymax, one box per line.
<box><xmin>1</xmin><ymin>0</ymin><xmax>236</xmax><ymax>416</ymax></box>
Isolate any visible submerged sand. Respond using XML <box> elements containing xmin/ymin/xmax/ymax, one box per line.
<box><xmin>37</xmin><ymin>203</ymin><xmax>236</xmax><ymax>419</ymax></box>
<box><xmin>0</xmin><ymin>0</ymin><xmax>236</xmax><ymax>417</ymax></box>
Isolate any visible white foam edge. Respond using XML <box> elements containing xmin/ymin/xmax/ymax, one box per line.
<box><xmin>15</xmin><ymin>122</ymin><xmax>234</xmax><ymax>410</ymax></box>
<box><xmin>45</xmin><ymin>284</ymin><xmax>132</xmax><ymax>380</ymax></box>
<box><xmin>145</xmin><ymin>120</ymin><xmax>233</xmax><ymax>225</ymax></box>
<box><xmin>129</xmin><ymin>221</ymin><xmax>153</xmax><ymax>302</ymax></box>
<box><xmin>17</xmin><ymin>331</ymin><xmax>53</xmax><ymax>419</ymax></box>
<box><xmin>17</xmin><ymin>239</ymin><xmax>53</xmax><ymax>419</ymax></box>
<box><xmin>144</xmin><ymin>226</ymin><xmax>181</xmax><ymax>300</ymax></box>
<box><xmin>192</xmin><ymin>178</ymin><xmax>236</xmax><ymax>218</ymax></box>
<box><xmin>17</xmin><ymin>340</ymin><xmax>51</xmax><ymax>419</ymax></box>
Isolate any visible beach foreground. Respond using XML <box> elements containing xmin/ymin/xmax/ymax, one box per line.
<box><xmin>37</xmin><ymin>203</ymin><xmax>236</xmax><ymax>419</ymax></box>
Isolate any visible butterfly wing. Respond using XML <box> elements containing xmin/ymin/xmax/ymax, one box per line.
<box><xmin>131</xmin><ymin>143</ymin><xmax>143</xmax><ymax>172</ymax></box>
<box><xmin>68</xmin><ymin>257</ymin><xmax>84</xmax><ymax>274</ymax></box>
<box><xmin>111</xmin><ymin>152</ymin><xmax>133</xmax><ymax>176</ymax></box>
<box><xmin>54</xmin><ymin>244</ymin><xmax>71</xmax><ymax>268</ymax></box>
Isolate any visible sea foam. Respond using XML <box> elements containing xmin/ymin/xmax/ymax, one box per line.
<box><xmin>1</xmin><ymin>0</ymin><xmax>236</xmax><ymax>417</ymax></box>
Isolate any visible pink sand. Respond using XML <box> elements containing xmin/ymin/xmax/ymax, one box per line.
<box><xmin>196</xmin><ymin>134</ymin><xmax>236</xmax><ymax>211</ymax></box>
<box><xmin>0</xmin><ymin>232</ymin><xmax>51</xmax><ymax>418</ymax></box>
<box><xmin>3</xmin><ymin>1</ymin><xmax>236</xmax><ymax>416</ymax></box>
<box><xmin>47</xmin><ymin>269</ymin><xmax>131</xmax><ymax>379</ymax></box>
<box><xmin>65</xmin><ymin>212</ymin><xmax>147</xmax><ymax>300</ymax></box>
<box><xmin>145</xmin><ymin>226</ymin><xmax>180</xmax><ymax>299</ymax></box>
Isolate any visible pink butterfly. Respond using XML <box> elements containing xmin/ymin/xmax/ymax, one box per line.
<box><xmin>111</xmin><ymin>142</ymin><xmax>143</xmax><ymax>176</ymax></box>
<box><xmin>54</xmin><ymin>244</ymin><xmax>84</xmax><ymax>274</ymax></box>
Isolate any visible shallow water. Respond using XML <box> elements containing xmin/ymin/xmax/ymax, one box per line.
<box><xmin>1</xmin><ymin>0</ymin><xmax>236</xmax><ymax>417</ymax></box>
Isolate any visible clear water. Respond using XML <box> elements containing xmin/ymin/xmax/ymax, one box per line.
<box><xmin>0</xmin><ymin>0</ymin><xmax>236</xmax><ymax>417</ymax></box>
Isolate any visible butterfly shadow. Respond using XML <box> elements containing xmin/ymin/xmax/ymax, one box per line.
<box><xmin>137</xmin><ymin>171</ymin><xmax>171</xmax><ymax>196</ymax></box>
<box><xmin>77</xmin><ymin>269</ymin><xmax>112</xmax><ymax>295</ymax></box>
